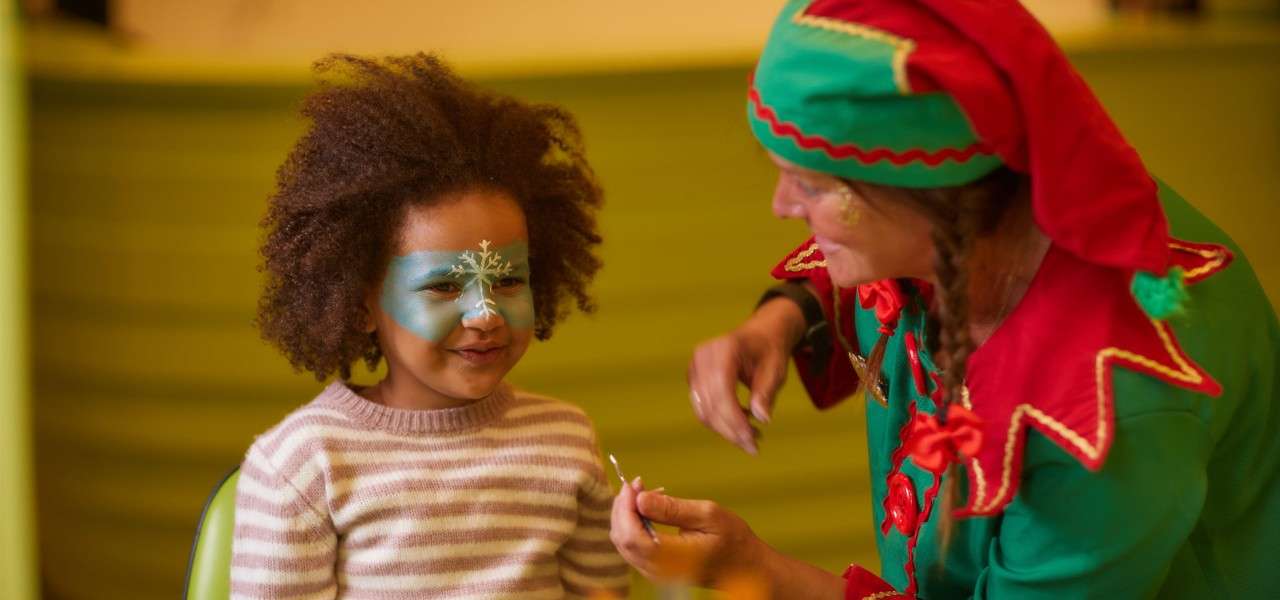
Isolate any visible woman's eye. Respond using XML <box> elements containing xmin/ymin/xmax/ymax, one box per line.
<box><xmin>798</xmin><ymin>177</ymin><xmax>829</xmax><ymax>197</ymax></box>
<box><xmin>794</xmin><ymin>177</ymin><xmax>820</xmax><ymax>196</ymax></box>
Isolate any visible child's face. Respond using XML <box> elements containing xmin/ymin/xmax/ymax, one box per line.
<box><xmin>367</xmin><ymin>189</ymin><xmax>534</xmax><ymax>403</ymax></box>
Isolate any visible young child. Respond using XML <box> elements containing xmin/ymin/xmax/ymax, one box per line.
<box><xmin>231</xmin><ymin>54</ymin><xmax>628</xmax><ymax>599</ymax></box>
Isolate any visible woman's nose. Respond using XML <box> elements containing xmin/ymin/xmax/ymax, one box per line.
<box><xmin>771</xmin><ymin>177</ymin><xmax>806</xmax><ymax>220</ymax></box>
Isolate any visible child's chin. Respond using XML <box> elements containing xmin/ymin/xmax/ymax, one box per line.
<box><xmin>445</xmin><ymin>377</ymin><xmax>504</xmax><ymax>401</ymax></box>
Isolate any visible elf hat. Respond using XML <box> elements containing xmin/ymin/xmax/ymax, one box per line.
<box><xmin>748</xmin><ymin>0</ymin><xmax>1173</xmax><ymax>284</ymax></box>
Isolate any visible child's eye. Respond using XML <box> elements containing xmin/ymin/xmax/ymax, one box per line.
<box><xmin>421</xmin><ymin>281</ymin><xmax>462</xmax><ymax>295</ymax></box>
<box><xmin>494</xmin><ymin>277</ymin><xmax>525</xmax><ymax>290</ymax></box>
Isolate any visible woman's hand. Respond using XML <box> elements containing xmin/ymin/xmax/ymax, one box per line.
<box><xmin>610</xmin><ymin>482</ymin><xmax>846</xmax><ymax>598</ymax></box>
<box><xmin>610</xmin><ymin>480</ymin><xmax>764</xmax><ymax>585</ymax></box>
<box><xmin>687</xmin><ymin>296</ymin><xmax>806</xmax><ymax>454</ymax></box>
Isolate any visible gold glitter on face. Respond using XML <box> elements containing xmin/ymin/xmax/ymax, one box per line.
<box><xmin>836</xmin><ymin>184</ymin><xmax>862</xmax><ymax>227</ymax></box>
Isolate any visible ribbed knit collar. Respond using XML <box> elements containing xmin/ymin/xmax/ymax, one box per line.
<box><xmin>318</xmin><ymin>381</ymin><xmax>514</xmax><ymax>434</ymax></box>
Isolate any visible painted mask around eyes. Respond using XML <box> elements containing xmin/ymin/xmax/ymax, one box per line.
<box><xmin>380</xmin><ymin>240</ymin><xmax>534</xmax><ymax>343</ymax></box>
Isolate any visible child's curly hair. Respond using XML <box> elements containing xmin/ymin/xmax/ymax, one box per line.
<box><xmin>257</xmin><ymin>53</ymin><xmax>603</xmax><ymax>381</ymax></box>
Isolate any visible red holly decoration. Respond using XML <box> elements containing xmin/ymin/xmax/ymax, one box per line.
<box><xmin>858</xmin><ymin>279</ymin><xmax>906</xmax><ymax>335</ymax></box>
<box><xmin>906</xmin><ymin>404</ymin><xmax>984</xmax><ymax>473</ymax></box>
<box><xmin>884</xmin><ymin>472</ymin><xmax>919</xmax><ymax>536</ymax></box>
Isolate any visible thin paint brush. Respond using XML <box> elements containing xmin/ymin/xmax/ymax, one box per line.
<box><xmin>608</xmin><ymin>453</ymin><xmax>661</xmax><ymax>544</ymax></box>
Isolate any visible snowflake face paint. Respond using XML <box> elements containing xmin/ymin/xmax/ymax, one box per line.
<box><xmin>380</xmin><ymin>240</ymin><xmax>534</xmax><ymax>343</ymax></box>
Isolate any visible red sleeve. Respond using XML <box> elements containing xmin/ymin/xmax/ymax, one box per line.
<box><xmin>771</xmin><ymin>238</ymin><xmax>861</xmax><ymax>410</ymax></box>
<box><xmin>842</xmin><ymin>565</ymin><xmax>908</xmax><ymax>599</ymax></box>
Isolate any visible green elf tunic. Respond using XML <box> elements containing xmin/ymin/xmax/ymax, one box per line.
<box><xmin>772</xmin><ymin>185</ymin><xmax>1280</xmax><ymax>599</ymax></box>
<box><xmin>749</xmin><ymin>1</ymin><xmax>1280</xmax><ymax>598</ymax></box>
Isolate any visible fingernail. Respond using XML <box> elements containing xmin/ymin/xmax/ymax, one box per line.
<box><xmin>632</xmin><ymin>476</ymin><xmax>643</xmax><ymax>489</ymax></box>
<box><xmin>652</xmin><ymin>486</ymin><xmax>666</xmax><ymax>494</ymax></box>
<box><xmin>749</xmin><ymin>393</ymin><xmax>772</xmax><ymax>424</ymax></box>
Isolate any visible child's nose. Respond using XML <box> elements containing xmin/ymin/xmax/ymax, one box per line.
<box><xmin>461</xmin><ymin>307</ymin><xmax>504</xmax><ymax>332</ymax></box>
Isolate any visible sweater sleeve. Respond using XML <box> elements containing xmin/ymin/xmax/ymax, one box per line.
<box><xmin>230</xmin><ymin>445</ymin><xmax>338</xmax><ymax>600</ymax></box>
<box><xmin>557</xmin><ymin>433</ymin><xmax>631</xmax><ymax>599</ymax></box>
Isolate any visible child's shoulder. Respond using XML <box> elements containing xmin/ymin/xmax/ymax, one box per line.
<box><xmin>244</xmin><ymin>382</ymin><xmax>356</xmax><ymax>468</ymax></box>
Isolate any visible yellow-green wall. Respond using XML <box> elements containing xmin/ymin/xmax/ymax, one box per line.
<box><xmin>26</xmin><ymin>26</ymin><xmax>1280</xmax><ymax>600</ymax></box>
<box><xmin>1</xmin><ymin>2</ymin><xmax>36</xmax><ymax>600</ymax></box>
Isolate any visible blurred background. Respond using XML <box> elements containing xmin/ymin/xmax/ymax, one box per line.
<box><xmin>1</xmin><ymin>0</ymin><xmax>1278</xmax><ymax>598</ymax></box>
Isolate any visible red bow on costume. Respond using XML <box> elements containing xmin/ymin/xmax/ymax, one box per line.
<box><xmin>858</xmin><ymin>279</ymin><xmax>906</xmax><ymax>335</ymax></box>
<box><xmin>906</xmin><ymin>405</ymin><xmax>984</xmax><ymax>473</ymax></box>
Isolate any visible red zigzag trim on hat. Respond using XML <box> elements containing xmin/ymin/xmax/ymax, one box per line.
<box><xmin>748</xmin><ymin>85</ymin><xmax>994</xmax><ymax>167</ymax></box>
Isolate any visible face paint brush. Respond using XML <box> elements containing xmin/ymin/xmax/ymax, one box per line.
<box><xmin>608</xmin><ymin>454</ymin><xmax>661</xmax><ymax>544</ymax></box>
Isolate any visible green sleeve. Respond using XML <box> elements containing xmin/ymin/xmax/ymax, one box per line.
<box><xmin>971</xmin><ymin>406</ymin><xmax>1211</xmax><ymax>598</ymax></box>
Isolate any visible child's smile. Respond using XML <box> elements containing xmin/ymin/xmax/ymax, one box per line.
<box><xmin>449</xmin><ymin>343</ymin><xmax>508</xmax><ymax>365</ymax></box>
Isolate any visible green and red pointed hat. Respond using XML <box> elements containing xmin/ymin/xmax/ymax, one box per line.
<box><xmin>748</xmin><ymin>0</ymin><xmax>1174</xmax><ymax>282</ymax></box>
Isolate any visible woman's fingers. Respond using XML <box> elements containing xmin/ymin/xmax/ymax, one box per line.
<box><xmin>609</xmin><ymin>480</ymin><xmax>660</xmax><ymax>577</ymax></box>
<box><xmin>688</xmin><ymin>336</ymin><xmax>761</xmax><ymax>454</ymax></box>
<box><xmin>632</xmin><ymin>492</ymin><xmax>765</xmax><ymax>587</ymax></box>
<box><xmin>688</xmin><ymin>297</ymin><xmax>801</xmax><ymax>450</ymax></box>
<box><xmin>636</xmin><ymin>491</ymin><xmax>719</xmax><ymax>531</ymax></box>
<box><xmin>745</xmin><ymin>346</ymin><xmax>787</xmax><ymax>425</ymax></box>
<box><xmin>688</xmin><ymin>330</ymin><xmax>784</xmax><ymax>454</ymax></box>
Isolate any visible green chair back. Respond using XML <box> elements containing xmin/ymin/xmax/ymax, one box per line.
<box><xmin>183</xmin><ymin>467</ymin><xmax>240</xmax><ymax>600</ymax></box>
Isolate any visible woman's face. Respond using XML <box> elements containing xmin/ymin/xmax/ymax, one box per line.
<box><xmin>367</xmin><ymin>189</ymin><xmax>534</xmax><ymax>404</ymax></box>
<box><xmin>769</xmin><ymin>153</ymin><xmax>936</xmax><ymax>287</ymax></box>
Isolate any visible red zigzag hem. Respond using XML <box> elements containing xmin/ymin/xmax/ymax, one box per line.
<box><xmin>748</xmin><ymin>85</ymin><xmax>994</xmax><ymax>167</ymax></box>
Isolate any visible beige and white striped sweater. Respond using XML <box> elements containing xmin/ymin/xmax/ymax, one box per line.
<box><xmin>231</xmin><ymin>382</ymin><xmax>629</xmax><ymax>599</ymax></box>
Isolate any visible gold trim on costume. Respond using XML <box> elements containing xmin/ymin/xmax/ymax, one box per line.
<box><xmin>963</xmin><ymin>239</ymin><xmax>1229</xmax><ymax>514</ymax></box>
<box><xmin>969</xmin><ymin>315</ymin><xmax>1211</xmax><ymax>513</ymax></box>
<box><xmin>860</xmin><ymin>592</ymin><xmax>900</xmax><ymax>600</ymax></box>
<box><xmin>792</xmin><ymin>10</ymin><xmax>916</xmax><ymax>95</ymax></box>
<box><xmin>958</xmin><ymin>386</ymin><xmax>988</xmax><ymax>506</ymax></box>
<box><xmin>784</xmin><ymin>242</ymin><xmax>827</xmax><ymax>272</ymax></box>
<box><xmin>832</xmin><ymin>283</ymin><xmax>887</xmax><ymax>407</ymax></box>
<box><xmin>1170</xmin><ymin>241</ymin><xmax>1229</xmax><ymax>280</ymax></box>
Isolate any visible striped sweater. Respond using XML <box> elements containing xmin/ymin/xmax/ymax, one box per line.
<box><xmin>231</xmin><ymin>382</ymin><xmax>630</xmax><ymax>599</ymax></box>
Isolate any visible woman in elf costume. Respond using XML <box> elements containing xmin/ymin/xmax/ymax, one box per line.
<box><xmin>610</xmin><ymin>1</ymin><xmax>1280</xmax><ymax>598</ymax></box>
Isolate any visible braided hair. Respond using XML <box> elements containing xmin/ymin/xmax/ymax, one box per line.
<box><xmin>911</xmin><ymin>168</ymin><xmax>1022</xmax><ymax>551</ymax></box>
<box><xmin>853</xmin><ymin>166</ymin><xmax>1026</xmax><ymax>553</ymax></box>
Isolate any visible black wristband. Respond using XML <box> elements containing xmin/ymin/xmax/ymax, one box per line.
<box><xmin>758</xmin><ymin>282</ymin><xmax>823</xmax><ymax>332</ymax></box>
<box><xmin>757</xmin><ymin>283</ymin><xmax>831</xmax><ymax>371</ymax></box>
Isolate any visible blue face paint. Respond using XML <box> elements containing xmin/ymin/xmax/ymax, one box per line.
<box><xmin>380</xmin><ymin>240</ymin><xmax>534</xmax><ymax>343</ymax></box>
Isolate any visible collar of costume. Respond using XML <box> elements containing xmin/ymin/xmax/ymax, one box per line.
<box><xmin>749</xmin><ymin>0</ymin><xmax>1172</xmax><ymax>278</ymax></box>
<box><xmin>771</xmin><ymin>233</ymin><xmax>1233</xmax><ymax>516</ymax></box>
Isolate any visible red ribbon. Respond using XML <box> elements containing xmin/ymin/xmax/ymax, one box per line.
<box><xmin>903</xmin><ymin>332</ymin><xmax>928</xmax><ymax>397</ymax></box>
<box><xmin>906</xmin><ymin>405</ymin><xmax>984</xmax><ymax>473</ymax></box>
<box><xmin>858</xmin><ymin>279</ymin><xmax>906</xmax><ymax>335</ymax></box>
